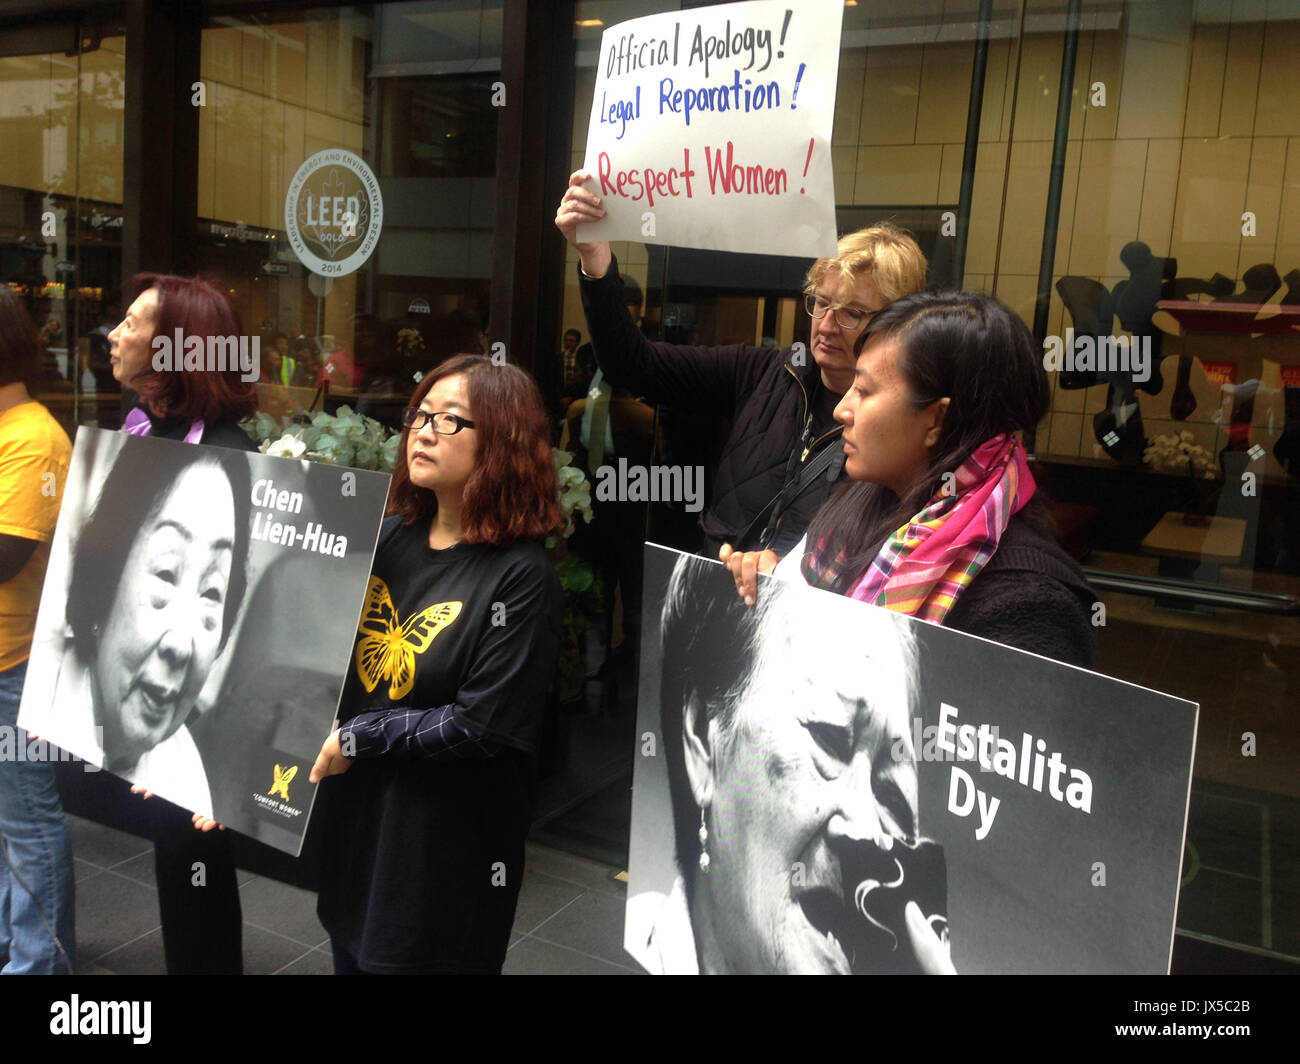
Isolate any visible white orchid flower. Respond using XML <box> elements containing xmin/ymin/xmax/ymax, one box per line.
<box><xmin>261</xmin><ymin>433</ymin><xmax>307</xmax><ymax>458</ymax></box>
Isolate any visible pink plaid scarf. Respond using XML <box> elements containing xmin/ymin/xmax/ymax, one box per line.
<box><xmin>830</xmin><ymin>435</ymin><xmax>1034</xmax><ymax>622</ymax></box>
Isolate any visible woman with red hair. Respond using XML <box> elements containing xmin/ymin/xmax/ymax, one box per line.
<box><xmin>108</xmin><ymin>273</ymin><xmax>257</xmax><ymax>445</ymax></box>
<box><xmin>310</xmin><ymin>354</ymin><xmax>565</xmax><ymax>974</ymax></box>
<box><xmin>96</xmin><ymin>273</ymin><xmax>256</xmax><ymax>973</ymax></box>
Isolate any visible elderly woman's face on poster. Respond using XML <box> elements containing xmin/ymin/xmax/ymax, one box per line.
<box><xmin>692</xmin><ymin>614</ymin><xmax>919</xmax><ymax>974</ymax></box>
<box><xmin>93</xmin><ymin>462</ymin><xmax>237</xmax><ymax>767</ymax></box>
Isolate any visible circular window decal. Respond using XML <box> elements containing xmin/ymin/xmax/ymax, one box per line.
<box><xmin>284</xmin><ymin>149</ymin><xmax>383</xmax><ymax>278</ymax></box>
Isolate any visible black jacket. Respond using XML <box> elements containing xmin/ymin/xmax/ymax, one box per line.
<box><xmin>130</xmin><ymin>405</ymin><xmax>258</xmax><ymax>453</ymax></box>
<box><xmin>579</xmin><ymin>256</ymin><xmax>846</xmax><ymax>556</ymax></box>
<box><xmin>944</xmin><ymin>506</ymin><xmax>1098</xmax><ymax>668</ymax></box>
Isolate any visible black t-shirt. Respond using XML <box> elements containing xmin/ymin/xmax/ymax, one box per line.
<box><xmin>315</xmin><ymin>517</ymin><xmax>564</xmax><ymax>972</ymax></box>
<box><xmin>811</xmin><ymin>378</ymin><xmax>841</xmax><ymax>434</ymax></box>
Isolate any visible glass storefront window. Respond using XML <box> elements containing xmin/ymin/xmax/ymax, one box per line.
<box><xmin>197</xmin><ymin>2</ymin><xmax>502</xmax><ymax>436</ymax></box>
<box><xmin>1006</xmin><ymin>0</ymin><xmax>1299</xmax><ymax>959</ymax></box>
<box><xmin>0</xmin><ymin>25</ymin><xmax>125</xmax><ymax>434</ymax></box>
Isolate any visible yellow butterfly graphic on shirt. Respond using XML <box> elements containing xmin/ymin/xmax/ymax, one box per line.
<box><xmin>355</xmin><ymin>575</ymin><xmax>462</xmax><ymax>700</ymax></box>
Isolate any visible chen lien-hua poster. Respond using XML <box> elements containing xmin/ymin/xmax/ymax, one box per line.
<box><xmin>19</xmin><ymin>428</ymin><xmax>389</xmax><ymax>856</ymax></box>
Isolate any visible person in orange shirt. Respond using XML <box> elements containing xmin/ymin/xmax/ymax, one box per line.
<box><xmin>0</xmin><ymin>286</ymin><xmax>74</xmax><ymax>973</ymax></box>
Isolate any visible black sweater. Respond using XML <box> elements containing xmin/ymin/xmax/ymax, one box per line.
<box><xmin>579</xmin><ymin>255</ymin><xmax>847</xmax><ymax>556</ymax></box>
<box><xmin>943</xmin><ymin>509</ymin><xmax>1098</xmax><ymax>669</ymax></box>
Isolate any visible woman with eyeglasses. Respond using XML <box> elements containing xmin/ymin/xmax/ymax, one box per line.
<box><xmin>309</xmin><ymin>355</ymin><xmax>565</xmax><ymax>974</ymax></box>
<box><xmin>556</xmin><ymin>172</ymin><xmax>929</xmax><ymax>560</ymax></box>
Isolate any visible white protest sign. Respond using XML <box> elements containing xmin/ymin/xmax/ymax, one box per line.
<box><xmin>577</xmin><ymin>0</ymin><xmax>842</xmax><ymax>258</ymax></box>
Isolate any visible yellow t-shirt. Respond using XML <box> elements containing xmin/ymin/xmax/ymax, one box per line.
<box><xmin>0</xmin><ymin>401</ymin><xmax>72</xmax><ymax>670</ymax></box>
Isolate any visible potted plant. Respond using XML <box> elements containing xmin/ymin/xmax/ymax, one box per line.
<box><xmin>1142</xmin><ymin>430</ymin><xmax>1221</xmax><ymax>526</ymax></box>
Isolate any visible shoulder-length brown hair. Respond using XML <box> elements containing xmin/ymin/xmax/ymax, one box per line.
<box><xmin>128</xmin><ymin>273</ymin><xmax>258</xmax><ymax>424</ymax></box>
<box><xmin>0</xmin><ymin>285</ymin><xmax>40</xmax><ymax>388</ymax></box>
<box><xmin>388</xmin><ymin>354</ymin><xmax>563</xmax><ymax>544</ymax></box>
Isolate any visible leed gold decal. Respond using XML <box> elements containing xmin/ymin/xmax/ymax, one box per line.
<box><xmin>269</xmin><ymin>763</ymin><xmax>298</xmax><ymax>803</ymax></box>
<box><xmin>284</xmin><ymin>148</ymin><xmax>384</xmax><ymax>278</ymax></box>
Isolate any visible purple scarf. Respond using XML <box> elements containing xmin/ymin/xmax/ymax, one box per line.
<box><xmin>123</xmin><ymin>407</ymin><xmax>205</xmax><ymax>444</ymax></box>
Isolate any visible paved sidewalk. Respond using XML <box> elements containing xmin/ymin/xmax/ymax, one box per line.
<box><xmin>68</xmin><ymin>814</ymin><xmax>640</xmax><ymax>975</ymax></box>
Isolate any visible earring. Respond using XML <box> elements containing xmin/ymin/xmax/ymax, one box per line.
<box><xmin>698</xmin><ymin>808</ymin><xmax>710</xmax><ymax>874</ymax></box>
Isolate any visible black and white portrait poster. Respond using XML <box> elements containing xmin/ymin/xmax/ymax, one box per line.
<box><xmin>627</xmin><ymin>544</ymin><xmax>1198</xmax><ymax>974</ymax></box>
<box><xmin>18</xmin><ymin>427</ymin><xmax>390</xmax><ymax>855</ymax></box>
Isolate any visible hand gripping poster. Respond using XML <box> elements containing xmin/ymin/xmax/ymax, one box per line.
<box><xmin>577</xmin><ymin>0</ymin><xmax>843</xmax><ymax>258</ymax></box>
<box><xmin>626</xmin><ymin>545</ymin><xmax>1199</xmax><ymax>974</ymax></box>
<box><xmin>18</xmin><ymin>428</ymin><xmax>389</xmax><ymax>856</ymax></box>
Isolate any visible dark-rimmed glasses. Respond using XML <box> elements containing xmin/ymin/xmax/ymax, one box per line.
<box><xmin>401</xmin><ymin>408</ymin><xmax>476</xmax><ymax>435</ymax></box>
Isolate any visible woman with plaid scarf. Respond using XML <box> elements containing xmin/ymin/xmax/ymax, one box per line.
<box><xmin>721</xmin><ymin>291</ymin><xmax>1096</xmax><ymax>667</ymax></box>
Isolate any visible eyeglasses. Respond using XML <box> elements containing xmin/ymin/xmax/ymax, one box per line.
<box><xmin>804</xmin><ymin>292</ymin><xmax>879</xmax><ymax>331</ymax></box>
<box><xmin>401</xmin><ymin>407</ymin><xmax>476</xmax><ymax>435</ymax></box>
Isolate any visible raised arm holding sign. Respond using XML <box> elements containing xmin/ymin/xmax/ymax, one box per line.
<box><xmin>556</xmin><ymin>1</ymin><xmax>933</xmax><ymax>560</ymax></box>
<box><xmin>556</xmin><ymin>174</ymin><xmax>928</xmax><ymax>559</ymax></box>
